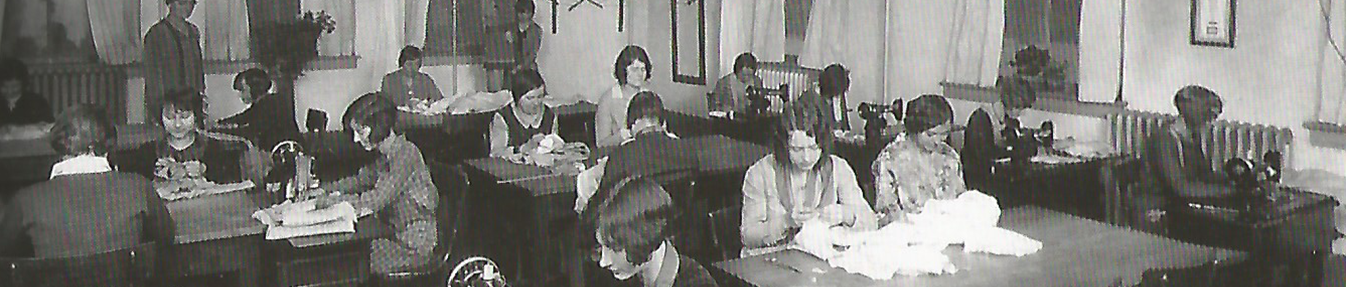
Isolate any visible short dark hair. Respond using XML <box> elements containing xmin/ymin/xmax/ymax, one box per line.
<box><xmin>50</xmin><ymin>105</ymin><xmax>117</xmax><ymax>157</ymax></box>
<box><xmin>903</xmin><ymin>94</ymin><xmax>954</xmax><ymax>133</ymax></box>
<box><xmin>733</xmin><ymin>53</ymin><xmax>758</xmax><ymax>74</ymax></box>
<box><xmin>160</xmin><ymin>89</ymin><xmax>208</xmax><ymax>128</ymax></box>
<box><xmin>625</xmin><ymin>91</ymin><xmax>665</xmax><ymax>127</ymax></box>
<box><xmin>996</xmin><ymin>77</ymin><xmax>1037</xmax><ymax>109</ymax></box>
<box><xmin>772</xmin><ymin>101</ymin><xmax>833</xmax><ymax>166</ymax></box>
<box><xmin>233</xmin><ymin>68</ymin><xmax>272</xmax><ymax>95</ymax></box>
<box><xmin>508</xmin><ymin>68</ymin><xmax>546</xmax><ymax>102</ymax></box>
<box><xmin>343</xmin><ymin>92</ymin><xmax>398</xmax><ymax>144</ymax></box>
<box><xmin>516</xmin><ymin>0</ymin><xmax>536</xmax><ymax>14</ymax></box>
<box><xmin>818</xmin><ymin>64</ymin><xmax>849</xmax><ymax>98</ymax></box>
<box><xmin>595</xmin><ymin>176</ymin><xmax>676</xmax><ymax>265</ymax></box>
<box><xmin>613</xmin><ymin>45</ymin><xmax>652</xmax><ymax>86</ymax></box>
<box><xmin>398</xmin><ymin>46</ymin><xmax>423</xmax><ymax>67</ymax></box>
<box><xmin>1174</xmin><ymin>85</ymin><xmax>1222</xmax><ymax>115</ymax></box>
<box><xmin>0</xmin><ymin>57</ymin><xmax>29</xmax><ymax>87</ymax></box>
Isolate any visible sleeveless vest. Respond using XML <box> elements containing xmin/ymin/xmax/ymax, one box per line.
<box><xmin>500</xmin><ymin>105</ymin><xmax>555</xmax><ymax>147</ymax></box>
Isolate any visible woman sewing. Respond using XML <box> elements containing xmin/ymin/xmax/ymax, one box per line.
<box><xmin>872</xmin><ymin>95</ymin><xmax>966</xmax><ymax>226</ymax></box>
<box><xmin>117</xmin><ymin>90</ymin><xmax>255</xmax><ymax>185</ymax></box>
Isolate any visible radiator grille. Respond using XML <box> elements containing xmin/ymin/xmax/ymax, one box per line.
<box><xmin>757</xmin><ymin>62</ymin><xmax>819</xmax><ymax>99</ymax></box>
<box><xmin>28</xmin><ymin>63</ymin><xmax>128</xmax><ymax>124</ymax></box>
<box><xmin>1109</xmin><ymin>110</ymin><xmax>1293</xmax><ymax>168</ymax></box>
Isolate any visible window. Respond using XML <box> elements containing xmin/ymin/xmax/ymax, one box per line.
<box><xmin>0</xmin><ymin>0</ymin><xmax>100</xmax><ymax>64</ymax></box>
<box><xmin>1000</xmin><ymin>0</ymin><xmax>1082</xmax><ymax>99</ymax></box>
<box><xmin>783</xmin><ymin>0</ymin><xmax>812</xmax><ymax>62</ymax></box>
<box><xmin>424</xmin><ymin>0</ymin><xmax>487</xmax><ymax>58</ymax></box>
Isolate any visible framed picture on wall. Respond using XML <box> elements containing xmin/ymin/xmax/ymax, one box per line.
<box><xmin>1190</xmin><ymin>0</ymin><xmax>1236</xmax><ymax>47</ymax></box>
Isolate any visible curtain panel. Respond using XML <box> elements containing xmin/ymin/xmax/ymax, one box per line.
<box><xmin>139</xmin><ymin>0</ymin><xmax>251</xmax><ymax>62</ymax></box>
<box><xmin>1318</xmin><ymin>0</ymin><xmax>1346</xmax><ymax>124</ymax></box>
<box><xmin>720</xmin><ymin>0</ymin><xmax>786</xmax><ymax>77</ymax></box>
<box><xmin>88</xmin><ymin>0</ymin><xmax>142</xmax><ymax>65</ymax></box>
<box><xmin>942</xmin><ymin>0</ymin><xmax>1004</xmax><ymax>88</ymax></box>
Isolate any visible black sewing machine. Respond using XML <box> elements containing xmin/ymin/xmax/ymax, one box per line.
<box><xmin>858</xmin><ymin>99</ymin><xmax>903</xmax><ymax>147</ymax></box>
<box><xmin>1002</xmin><ymin>119</ymin><xmax>1054</xmax><ymax>161</ymax></box>
<box><xmin>746</xmin><ymin>84</ymin><xmax>789</xmax><ymax>118</ymax></box>
<box><xmin>1218</xmin><ymin>151</ymin><xmax>1285</xmax><ymax>220</ymax></box>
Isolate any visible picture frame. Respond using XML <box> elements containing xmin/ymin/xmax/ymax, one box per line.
<box><xmin>1190</xmin><ymin>0</ymin><xmax>1236</xmax><ymax>47</ymax></box>
<box><xmin>671</xmin><ymin>0</ymin><xmax>707</xmax><ymax>85</ymax></box>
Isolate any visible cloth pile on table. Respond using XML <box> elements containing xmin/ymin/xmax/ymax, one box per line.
<box><xmin>446</xmin><ymin>90</ymin><xmax>512</xmax><ymax>114</ymax></box>
<box><xmin>0</xmin><ymin>123</ymin><xmax>53</xmax><ymax>141</ymax></box>
<box><xmin>1280</xmin><ymin>169</ymin><xmax>1346</xmax><ymax>255</ymax></box>
<box><xmin>792</xmin><ymin>190</ymin><xmax>1042</xmax><ymax>279</ymax></box>
<box><xmin>252</xmin><ymin>199</ymin><xmax>358</xmax><ymax>240</ymax></box>
<box><xmin>505</xmin><ymin>134</ymin><xmax>590</xmax><ymax>171</ymax></box>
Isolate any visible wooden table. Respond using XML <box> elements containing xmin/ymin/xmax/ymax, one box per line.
<box><xmin>714</xmin><ymin>206</ymin><xmax>1245</xmax><ymax>287</ymax></box>
<box><xmin>167</xmin><ymin>191</ymin><xmax>388</xmax><ymax>287</ymax></box>
<box><xmin>973</xmin><ymin>155</ymin><xmax>1125</xmax><ymax>221</ymax></box>
<box><xmin>462</xmin><ymin>135</ymin><xmax>769</xmax><ymax>287</ymax></box>
<box><xmin>395</xmin><ymin>102</ymin><xmax>598</xmax><ymax>163</ymax></box>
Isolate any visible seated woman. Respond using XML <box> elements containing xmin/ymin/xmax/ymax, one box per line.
<box><xmin>0</xmin><ymin>105</ymin><xmax>174</xmax><ymax>258</ymax></box>
<box><xmin>380</xmin><ymin>46</ymin><xmax>445</xmax><ymax>108</ymax></box>
<box><xmin>217</xmin><ymin>68</ymin><xmax>300</xmax><ymax>151</ymax></box>
<box><xmin>595</xmin><ymin>45</ymin><xmax>654</xmax><ymax>147</ymax></box>
<box><xmin>118</xmin><ymin>90</ymin><xmax>251</xmax><ymax>185</ymax></box>
<box><xmin>710</xmin><ymin>52</ymin><xmax>763</xmax><ymax>116</ymax></box>
<box><xmin>1138</xmin><ymin>86</ymin><xmax>1237</xmax><ymax>225</ymax></box>
<box><xmin>488</xmin><ymin>68</ymin><xmax>558</xmax><ymax>157</ymax></box>
<box><xmin>795</xmin><ymin>64</ymin><xmax>852</xmax><ymax>135</ymax></box>
<box><xmin>872</xmin><ymin>95</ymin><xmax>966</xmax><ymax>226</ymax></box>
<box><xmin>0</xmin><ymin>57</ymin><xmax>54</xmax><ymax>126</ymax></box>
<box><xmin>597</xmin><ymin>91</ymin><xmax>699</xmax><ymax>190</ymax></box>
<box><xmin>594</xmin><ymin>176</ymin><xmax>718</xmax><ymax>287</ymax></box>
<box><xmin>962</xmin><ymin>77</ymin><xmax>1036</xmax><ymax>191</ymax></box>
<box><xmin>739</xmin><ymin>102</ymin><xmax>876</xmax><ymax>257</ymax></box>
<box><xmin>314</xmin><ymin>92</ymin><xmax>438</xmax><ymax>274</ymax></box>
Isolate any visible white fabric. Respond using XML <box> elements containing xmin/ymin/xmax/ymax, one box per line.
<box><xmin>140</xmin><ymin>0</ymin><xmax>249</xmax><ymax>61</ymax></box>
<box><xmin>575</xmin><ymin>157</ymin><xmax>608</xmax><ymax>213</ymax></box>
<box><xmin>1317</xmin><ymin>0</ymin><xmax>1346</xmax><ymax>124</ymax></box>
<box><xmin>49</xmin><ymin>155</ymin><xmax>113</xmax><ymax>179</ymax></box>
<box><xmin>447</xmin><ymin>90</ymin><xmax>512</xmax><ymax>114</ymax></box>
<box><xmin>792</xmin><ymin>190</ymin><xmax>1042</xmax><ymax>280</ymax></box>
<box><xmin>720</xmin><ymin>0</ymin><xmax>786</xmax><ymax>76</ymax></box>
<box><xmin>1078</xmin><ymin>0</ymin><xmax>1123</xmax><ymax>103</ymax></box>
<box><xmin>87</xmin><ymin>0</ymin><xmax>142</xmax><ymax>64</ymax></box>
<box><xmin>253</xmin><ymin>200</ymin><xmax>358</xmax><ymax>240</ymax></box>
<box><xmin>941</xmin><ymin>0</ymin><xmax>1005</xmax><ymax>87</ymax></box>
<box><xmin>302</xmin><ymin>0</ymin><xmax>358</xmax><ymax>57</ymax></box>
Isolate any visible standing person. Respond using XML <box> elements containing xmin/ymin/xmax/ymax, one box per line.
<box><xmin>710</xmin><ymin>53</ymin><xmax>763</xmax><ymax>116</ymax></box>
<box><xmin>143</xmin><ymin>0</ymin><xmax>205</xmax><ymax>123</ymax></box>
<box><xmin>0</xmin><ymin>105</ymin><xmax>175</xmax><ymax>258</ymax></box>
<box><xmin>380</xmin><ymin>46</ymin><xmax>446</xmax><ymax>108</ymax></box>
<box><xmin>0</xmin><ymin>57</ymin><xmax>54</xmax><ymax>125</ymax></box>
<box><xmin>595</xmin><ymin>45</ymin><xmax>653</xmax><ymax>147</ymax></box>
<box><xmin>509</xmin><ymin>0</ymin><xmax>542</xmax><ymax>73</ymax></box>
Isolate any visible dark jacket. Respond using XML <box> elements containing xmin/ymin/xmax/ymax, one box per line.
<box><xmin>115</xmin><ymin>134</ymin><xmax>246</xmax><ymax>184</ymax></box>
<box><xmin>217</xmin><ymin>92</ymin><xmax>301</xmax><ymax>150</ymax></box>
<box><xmin>0</xmin><ymin>93</ymin><xmax>55</xmax><ymax>125</ymax></box>
<box><xmin>598</xmin><ymin>131</ymin><xmax>700</xmax><ymax>191</ymax></box>
<box><xmin>961</xmin><ymin>108</ymin><xmax>1007</xmax><ymax>189</ymax></box>
<box><xmin>0</xmin><ymin>171</ymin><xmax>175</xmax><ymax>258</ymax></box>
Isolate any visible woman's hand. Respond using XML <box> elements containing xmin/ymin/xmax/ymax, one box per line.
<box><xmin>820</xmin><ymin>204</ymin><xmax>852</xmax><ymax>226</ymax></box>
<box><xmin>790</xmin><ymin>207</ymin><xmax>818</xmax><ymax>226</ymax></box>
<box><xmin>313</xmin><ymin>193</ymin><xmax>344</xmax><ymax>209</ymax></box>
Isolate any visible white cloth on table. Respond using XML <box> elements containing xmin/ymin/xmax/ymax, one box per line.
<box><xmin>252</xmin><ymin>200</ymin><xmax>358</xmax><ymax>240</ymax></box>
<box><xmin>447</xmin><ymin>90</ymin><xmax>513</xmax><ymax>115</ymax></box>
<box><xmin>575</xmin><ymin>157</ymin><xmax>608</xmax><ymax>213</ymax></box>
<box><xmin>792</xmin><ymin>190</ymin><xmax>1042</xmax><ymax>280</ymax></box>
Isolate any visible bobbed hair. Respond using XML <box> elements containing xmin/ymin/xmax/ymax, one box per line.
<box><xmin>50</xmin><ymin>105</ymin><xmax>117</xmax><ymax>157</ymax></box>
<box><xmin>342</xmin><ymin>92</ymin><xmax>398</xmax><ymax>144</ymax></box>
<box><xmin>613</xmin><ymin>45</ymin><xmax>652</xmax><ymax>86</ymax></box>
<box><xmin>595</xmin><ymin>176</ymin><xmax>676</xmax><ymax>265</ymax></box>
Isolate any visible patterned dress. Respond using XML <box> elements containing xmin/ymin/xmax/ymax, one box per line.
<box><xmin>872</xmin><ymin>135</ymin><xmax>967</xmax><ymax>226</ymax></box>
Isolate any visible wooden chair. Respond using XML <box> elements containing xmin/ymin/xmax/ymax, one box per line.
<box><xmin>372</xmin><ymin>164</ymin><xmax>472</xmax><ymax>287</ymax></box>
<box><xmin>705</xmin><ymin>205</ymin><xmax>743</xmax><ymax>262</ymax></box>
<box><xmin>0</xmin><ymin>242</ymin><xmax>159</xmax><ymax>287</ymax></box>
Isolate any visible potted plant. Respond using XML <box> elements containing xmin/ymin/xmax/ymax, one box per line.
<box><xmin>1009</xmin><ymin>45</ymin><xmax>1069</xmax><ymax>93</ymax></box>
<box><xmin>256</xmin><ymin>11</ymin><xmax>336</xmax><ymax>96</ymax></box>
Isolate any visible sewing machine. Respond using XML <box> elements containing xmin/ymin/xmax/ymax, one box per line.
<box><xmin>1002</xmin><ymin>119</ymin><xmax>1055</xmax><ymax>163</ymax></box>
<box><xmin>271</xmin><ymin>141</ymin><xmax>320</xmax><ymax>203</ymax></box>
<box><xmin>1217</xmin><ymin>151</ymin><xmax>1285</xmax><ymax>219</ymax></box>
<box><xmin>857</xmin><ymin>99</ymin><xmax>903</xmax><ymax>147</ymax></box>
<box><xmin>746</xmin><ymin>84</ymin><xmax>789</xmax><ymax>118</ymax></box>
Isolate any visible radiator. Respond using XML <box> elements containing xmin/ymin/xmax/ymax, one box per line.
<box><xmin>1108</xmin><ymin>110</ymin><xmax>1293</xmax><ymax>169</ymax></box>
<box><xmin>28</xmin><ymin>63</ymin><xmax>128</xmax><ymax>124</ymax></box>
<box><xmin>757</xmin><ymin>62</ymin><xmax>819</xmax><ymax>99</ymax></box>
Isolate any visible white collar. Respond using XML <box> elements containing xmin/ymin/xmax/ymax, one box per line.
<box><xmin>49</xmin><ymin>155</ymin><xmax>113</xmax><ymax>179</ymax></box>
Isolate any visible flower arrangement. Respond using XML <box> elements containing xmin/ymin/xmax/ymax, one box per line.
<box><xmin>257</xmin><ymin>11</ymin><xmax>337</xmax><ymax>79</ymax></box>
<box><xmin>1009</xmin><ymin>45</ymin><xmax>1069</xmax><ymax>92</ymax></box>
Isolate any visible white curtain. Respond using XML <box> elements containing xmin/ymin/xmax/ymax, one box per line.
<box><xmin>798</xmin><ymin>0</ymin><xmax>887</xmax><ymax>130</ymax></box>
<box><xmin>1078</xmin><ymin>0</ymin><xmax>1123</xmax><ymax>103</ymax></box>
<box><xmin>88</xmin><ymin>0</ymin><xmax>141</xmax><ymax>64</ymax></box>
<box><xmin>1318</xmin><ymin>0</ymin><xmax>1346</xmax><ymax>124</ymax></box>
<box><xmin>302</xmin><ymin>0</ymin><xmax>358</xmax><ymax>56</ymax></box>
<box><xmin>404</xmin><ymin>0</ymin><xmax>430</xmax><ymax>48</ymax></box>
<box><xmin>941</xmin><ymin>0</ymin><xmax>1004</xmax><ymax>87</ymax></box>
<box><xmin>351</xmin><ymin>0</ymin><xmax>429</xmax><ymax>93</ymax></box>
<box><xmin>140</xmin><ymin>0</ymin><xmax>250</xmax><ymax>61</ymax></box>
<box><xmin>720</xmin><ymin>0</ymin><xmax>786</xmax><ymax>76</ymax></box>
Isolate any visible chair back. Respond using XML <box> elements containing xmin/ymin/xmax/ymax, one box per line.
<box><xmin>306</xmin><ymin>109</ymin><xmax>328</xmax><ymax>133</ymax></box>
<box><xmin>706</xmin><ymin>205</ymin><xmax>743</xmax><ymax>262</ymax></box>
<box><xmin>0</xmin><ymin>242</ymin><xmax>157</xmax><ymax>287</ymax></box>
